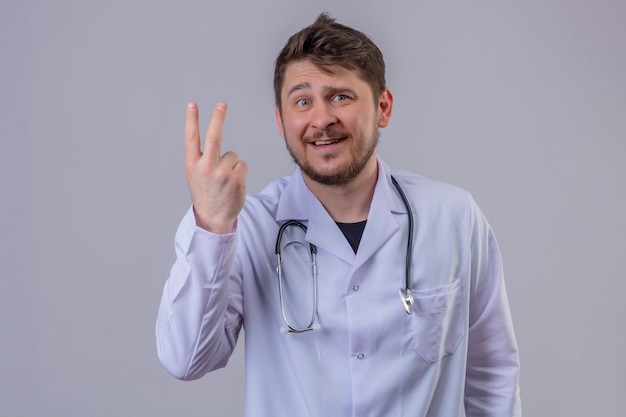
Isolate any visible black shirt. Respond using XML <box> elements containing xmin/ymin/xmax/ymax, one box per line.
<box><xmin>336</xmin><ymin>220</ymin><xmax>367</xmax><ymax>253</ymax></box>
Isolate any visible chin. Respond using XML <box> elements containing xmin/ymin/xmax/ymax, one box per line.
<box><xmin>304</xmin><ymin>165</ymin><xmax>361</xmax><ymax>186</ymax></box>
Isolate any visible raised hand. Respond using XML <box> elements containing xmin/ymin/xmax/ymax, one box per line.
<box><xmin>184</xmin><ymin>102</ymin><xmax>248</xmax><ymax>234</ymax></box>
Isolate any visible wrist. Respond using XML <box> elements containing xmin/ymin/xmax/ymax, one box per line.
<box><xmin>192</xmin><ymin>206</ymin><xmax>236</xmax><ymax>234</ymax></box>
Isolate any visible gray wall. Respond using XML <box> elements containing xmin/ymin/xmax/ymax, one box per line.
<box><xmin>1</xmin><ymin>0</ymin><xmax>624</xmax><ymax>416</ymax></box>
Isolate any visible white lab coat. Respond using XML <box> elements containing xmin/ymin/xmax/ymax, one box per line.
<box><xmin>156</xmin><ymin>158</ymin><xmax>521</xmax><ymax>416</ymax></box>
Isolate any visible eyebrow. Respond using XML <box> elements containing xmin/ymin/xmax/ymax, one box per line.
<box><xmin>286</xmin><ymin>82</ymin><xmax>311</xmax><ymax>99</ymax></box>
<box><xmin>286</xmin><ymin>83</ymin><xmax>357</xmax><ymax>99</ymax></box>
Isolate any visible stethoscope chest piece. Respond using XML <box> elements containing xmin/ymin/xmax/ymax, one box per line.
<box><xmin>399</xmin><ymin>288</ymin><xmax>414</xmax><ymax>315</ymax></box>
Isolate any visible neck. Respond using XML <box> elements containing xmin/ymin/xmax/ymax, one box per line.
<box><xmin>303</xmin><ymin>157</ymin><xmax>378</xmax><ymax>223</ymax></box>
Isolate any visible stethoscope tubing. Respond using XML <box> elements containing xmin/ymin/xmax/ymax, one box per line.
<box><xmin>275</xmin><ymin>220</ymin><xmax>318</xmax><ymax>333</ymax></box>
<box><xmin>391</xmin><ymin>176</ymin><xmax>415</xmax><ymax>314</ymax></box>
<box><xmin>275</xmin><ymin>175</ymin><xmax>416</xmax><ymax>333</ymax></box>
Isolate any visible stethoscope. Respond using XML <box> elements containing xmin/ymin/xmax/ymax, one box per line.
<box><xmin>275</xmin><ymin>175</ymin><xmax>415</xmax><ymax>334</ymax></box>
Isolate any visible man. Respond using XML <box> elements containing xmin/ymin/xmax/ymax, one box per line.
<box><xmin>156</xmin><ymin>13</ymin><xmax>521</xmax><ymax>417</ymax></box>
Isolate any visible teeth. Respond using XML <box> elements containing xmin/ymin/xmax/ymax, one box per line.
<box><xmin>313</xmin><ymin>139</ymin><xmax>340</xmax><ymax>146</ymax></box>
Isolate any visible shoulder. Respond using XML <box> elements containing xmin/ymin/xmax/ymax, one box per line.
<box><xmin>239</xmin><ymin>175</ymin><xmax>290</xmax><ymax>220</ymax></box>
<box><xmin>390</xmin><ymin>169</ymin><xmax>473</xmax><ymax>213</ymax></box>
<box><xmin>388</xmin><ymin>169</ymin><xmax>494</xmax><ymax>244</ymax></box>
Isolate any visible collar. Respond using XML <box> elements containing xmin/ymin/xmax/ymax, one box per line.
<box><xmin>275</xmin><ymin>157</ymin><xmax>408</xmax><ymax>265</ymax></box>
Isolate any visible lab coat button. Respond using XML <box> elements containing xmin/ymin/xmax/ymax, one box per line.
<box><xmin>357</xmin><ymin>352</ymin><xmax>365</xmax><ymax>360</ymax></box>
<box><xmin>352</xmin><ymin>285</ymin><xmax>360</xmax><ymax>292</ymax></box>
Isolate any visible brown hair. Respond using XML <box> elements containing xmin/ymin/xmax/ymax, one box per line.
<box><xmin>273</xmin><ymin>13</ymin><xmax>386</xmax><ymax>109</ymax></box>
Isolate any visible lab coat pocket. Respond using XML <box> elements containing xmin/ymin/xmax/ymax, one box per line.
<box><xmin>411</xmin><ymin>280</ymin><xmax>464</xmax><ymax>363</ymax></box>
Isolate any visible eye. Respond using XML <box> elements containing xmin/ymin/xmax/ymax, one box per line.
<box><xmin>296</xmin><ymin>98</ymin><xmax>310</xmax><ymax>106</ymax></box>
<box><xmin>333</xmin><ymin>94</ymin><xmax>349</xmax><ymax>102</ymax></box>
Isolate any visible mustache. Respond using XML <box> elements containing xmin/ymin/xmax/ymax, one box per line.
<box><xmin>307</xmin><ymin>126</ymin><xmax>350</xmax><ymax>141</ymax></box>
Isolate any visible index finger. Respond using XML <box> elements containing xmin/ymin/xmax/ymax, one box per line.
<box><xmin>184</xmin><ymin>101</ymin><xmax>203</xmax><ymax>163</ymax></box>
<box><xmin>203</xmin><ymin>102</ymin><xmax>227</xmax><ymax>161</ymax></box>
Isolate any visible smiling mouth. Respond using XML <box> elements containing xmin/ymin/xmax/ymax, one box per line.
<box><xmin>312</xmin><ymin>138</ymin><xmax>345</xmax><ymax>146</ymax></box>
<box><xmin>313</xmin><ymin>139</ymin><xmax>341</xmax><ymax>146</ymax></box>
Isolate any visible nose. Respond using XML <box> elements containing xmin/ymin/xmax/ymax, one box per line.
<box><xmin>310</xmin><ymin>102</ymin><xmax>337</xmax><ymax>130</ymax></box>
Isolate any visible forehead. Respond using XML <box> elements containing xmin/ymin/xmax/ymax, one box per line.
<box><xmin>281</xmin><ymin>60</ymin><xmax>367</xmax><ymax>96</ymax></box>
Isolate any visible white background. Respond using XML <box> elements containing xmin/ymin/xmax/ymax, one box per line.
<box><xmin>1</xmin><ymin>0</ymin><xmax>624</xmax><ymax>416</ymax></box>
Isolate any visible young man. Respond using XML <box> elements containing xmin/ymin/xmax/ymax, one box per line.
<box><xmin>157</xmin><ymin>13</ymin><xmax>521</xmax><ymax>417</ymax></box>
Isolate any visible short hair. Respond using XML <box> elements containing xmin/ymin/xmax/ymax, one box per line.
<box><xmin>273</xmin><ymin>13</ymin><xmax>386</xmax><ymax>109</ymax></box>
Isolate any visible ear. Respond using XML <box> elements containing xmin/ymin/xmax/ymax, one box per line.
<box><xmin>377</xmin><ymin>88</ymin><xmax>393</xmax><ymax>128</ymax></box>
<box><xmin>275</xmin><ymin>107</ymin><xmax>285</xmax><ymax>138</ymax></box>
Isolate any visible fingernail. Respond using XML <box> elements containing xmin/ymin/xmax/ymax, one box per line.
<box><xmin>216</xmin><ymin>102</ymin><xmax>226</xmax><ymax>111</ymax></box>
<box><xmin>187</xmin><ymin>102</ymin><xmax>195</xmax><ymax>111</ymax></box>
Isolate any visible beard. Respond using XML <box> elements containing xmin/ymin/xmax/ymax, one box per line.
<box><xmin>285</xmin><ymin>124</ymin><xmax>380</xmax><ymax>186</ymax></box>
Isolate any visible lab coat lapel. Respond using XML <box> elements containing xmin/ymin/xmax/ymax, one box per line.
<box><xmin>276</xmin><ymin>168</ymin><xmax>355</xmax><ymax>264</ymax></box>
<box><xmin>352</xmin><ymin>163</ymin><xmax>405</xmax><ymax>272</ymax></box>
